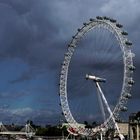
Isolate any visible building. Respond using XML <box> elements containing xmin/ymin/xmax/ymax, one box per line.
<box><xmin>114</xmin><ymin>122</ymin><xmax>129</xmax><ymax>139</ymax></box>
<box><xmin>129</xmin><ymin>112</ymin><xmax>140</xmax><ymax>140</ymax></box>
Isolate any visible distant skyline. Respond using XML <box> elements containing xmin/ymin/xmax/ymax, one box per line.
<box><xmin>0</xmin><ymin>0</ymin><xmax>139</xmax><ymax>125</ymax></box>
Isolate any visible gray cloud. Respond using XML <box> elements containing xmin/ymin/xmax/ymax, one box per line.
<box><xmin>0</xmin><ymin>107</ymin><xmax>61</xmax><ymax>125</ymax></box>
<box><xmin>101</xmin><ymin>0</ymin><xmax>140</xmax><ymax>23</ymax></box>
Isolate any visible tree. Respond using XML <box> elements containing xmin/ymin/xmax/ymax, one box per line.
<box><xmin>136</xmin><ymin>111</ymin><xmax>140</xmax><ymax>119</ymax></box>
<box><xmin>84</xmin><ymin>121</ymin><xmax>88</xmax><ymax>126</ymax></box>
<box><xmin>36</xmin><ymin>127</ymin><xmax>48</xmax><ymax>136</ymax></box>
<box><xmin>84</xmin><ymin>121</ymin><xmax>92</xmax><ymax>128</ymax></box>
<box><xmin>92</xmin><ymin>121</ymin><xmax>97</xmax><ymax>127</ymax></box>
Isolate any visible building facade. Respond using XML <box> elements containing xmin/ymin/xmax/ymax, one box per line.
<box><xmin>113</xmin><ymin>112</ymin><xmax>140</xmax><ymax>140</ymax></box>
<box><xmin>114</xmin><ymin>122</ymin><xmax>129</xmax><ymax>139</ymax></box>
<box><xmin>129</xmin><ymin>112</ymin><xmax>140</xmax><ymax>140</ymax></box>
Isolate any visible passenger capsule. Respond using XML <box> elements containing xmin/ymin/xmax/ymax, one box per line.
<box><xmin>124</xmin><ymin>93</ymin><xmax>132</xmax><ymax>99</ymax></box>
<box><xmin>116</xmin><ymin>23</ymin><xmax>123</xmax><ymax>28</ymax></box>
<box><xmin>96</xmin><ymin>16</ymin><xmax>103</xmax><ymax>20</ymax></box>
<box><xmin>89</xmin><ymin>18</ymin><xmax>95</xmax><ymax>21</ymax></box>
<box><xmin>83</xmin><ymin>22</ymin><xmax>87</xmax><ymax>26</ymax></box>
<box><xmin>103</xmin><ymin>16</ymin><xmax>110</xmax><ymax>20</ymax></box>
<box><xmin>61</xmin><ymin>112</ymin><xmax>67</xmax><ymax>116</ymax></box>
<box><xmin>110</xmin><ymin>19</ymin><xmax>116</xmax><ymax>23</ymax></box>
<box><xmin>128</xmin><ymin>79</ymin><xmax>134</xmax><ymax>85</ymax></box>
<box><xmin>122</xmin><ymin>31</ymin><xmax>128</xmax><ymax>35</ymax></box>
<box><xmin>129</xmin><ymin>65</ymin><xmax>136</xmax><ymax>71</ymax></box>
<box><xmin>120</xmin><ymin>106</ymin><xmax>127</xmax><ymax>112</ymax></box>
<box><xmin>71</xmin><ymin>45</ymin><xmax>75</xmax><ymax>48</ymax></box>
<box><xmin>77</xmin><ymin>28</ymin><xmax>81</xmax><ymax>32</ymax></box>
<box><xmin>125</xmin><ymin>41</ymin><xmax>132</xmax><ymax>45</ymax></box>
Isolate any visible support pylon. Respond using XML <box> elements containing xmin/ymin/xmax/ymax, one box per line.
<box><xmin>0</xmin><ymin>122</ymin><xmax>8</xmax><ymax>132</ymax></box>
<box><xmin>20</xmin><ymin>123</ymin><xmax>35</xmax><ymax>133</ymax></box>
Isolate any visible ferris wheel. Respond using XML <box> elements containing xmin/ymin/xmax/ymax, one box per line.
<box><xmin>59</xmin><ymin>16</ymin><xmax>135</xmax><ymax>138</ymax></box>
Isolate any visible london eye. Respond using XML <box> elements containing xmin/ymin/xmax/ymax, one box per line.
<box><xmin>59</xmin><ymin>16</ymin><xmax>135</xmax><ymax>139</ymax></box>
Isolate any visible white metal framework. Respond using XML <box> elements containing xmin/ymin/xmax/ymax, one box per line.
<box><xmin>59</xmin><ymin>16</ymin><xmax>135</xmax><ymax>137</ymax></box>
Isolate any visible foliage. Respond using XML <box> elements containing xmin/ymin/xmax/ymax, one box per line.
<box><xmin>36</xmin><ymin>125</ymin><xmax>68</xmax><ymax>136</ymax></box>
<box><xmin>36</xmin><ymin>127</ymin><xmax>48</xmax><ymax>136</ymax></box>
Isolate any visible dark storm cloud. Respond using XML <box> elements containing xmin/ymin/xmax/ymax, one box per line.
<box><xmin>0</xmin><ymin>0</ymin><xmax>106</xmax><ymax>83</ymax></box>
<box><xmin>0</xmin><ymin>0</ymin><xmax>65</xmax><ymax>83</ymax></box>
<box><xmin>0</xmin><ymin>0</ymin><xmax>135</xmax><ymax>77</ymax></box>
<box><xmin>0</xmin><ymin>1</ymin><xmax>56</xmax><ymax>58</ymax></box>
<box><xmin>0</xmin><ymin>0</ymin><xmax>140</xmax><ymax>69</ymax></box>
<box><xmin>0</xmin><ymin>0</ymin><xmax>33</xmax><ymax>14</ymax></box>
<box><xmin>0</xmin><ymin>0</ymin><xmax>140</xmax><ymax>124</ymax></box>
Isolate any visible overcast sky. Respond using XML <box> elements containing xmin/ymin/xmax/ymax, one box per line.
<box><xmin>0</xmin><ymin>0</ymin><xmax>139</xmax><ymax>125</ymax></box>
